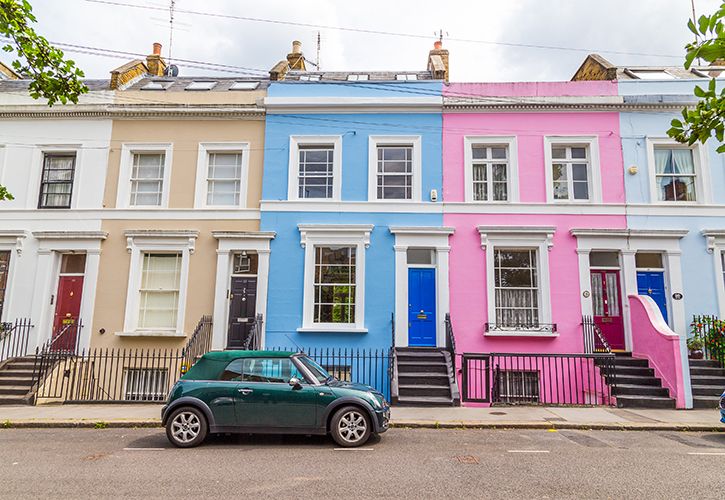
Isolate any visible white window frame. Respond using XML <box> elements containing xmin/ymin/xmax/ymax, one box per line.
<box><xmin>116</xmin><ymin>143</ymin><xmax>173</xmax><ymax>209</ymax></box>
<box><xmin>464</xmin><ymin>136</ymin><xmax>519</xmax><ymax>203</ymax></box>
<box><xmin>298</xmin><ymin>224</ymin><xmax>372</xmax><ymax>333</ymax></box>
<box><xmin>368</xmin><ymin>136</ymin><xmax>422</xmax><ymax>202</ymax></box>
<box><xmin>645</xmin><ymin>138</ymin><xmax>710</xmax><ymax>205</ymax></box>
<box><xmin>544</xmin><ymin>136</ymin><xmax>601</xmax><ymax>204</ymax></box>
<box><xmin>287</xmin><ymin>136</ymin><xmax>342</xmax><ymax>201</ymax></box>
<box><xmin>478</xmin><ymin>226</ymin><xmax>555</xmax><ymax>337</ymax></box>
<box><xmin>194</xmin><ymin>142</ymin><xmax>250</xmax><ymax>208</ymax></box>
<box><xmin>120</xmin><ymin>230</ymin><xmax>197</xmax><ymax>337</ymax></box>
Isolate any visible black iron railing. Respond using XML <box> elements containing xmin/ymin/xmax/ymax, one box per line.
<box><xmin>48</xmin><ymin>320</ymin><xmax>83</xmax><ymax>354</ymax></box>
<box><xmin>0</xmin><ymin>318</ymin><xmax>33</xmax><ymax>364</ymax></box>
<box><xmin>390</xmin><ymin>312</ymin><xmax>398</xmax><ymax>403</ymax></box>
<box><xmin>181</xmin><ymin>315</ymin><xmax>213</xmax><ymax>370</ymax></box>
<box><xmin>691</xmin><ymin>315</ymin><xmax>725</xmax><ymax>367</ymax></box>
<box><xmin>242</xmin><ymin>314</ymin><xmax>263</xmax><ymax>350</ymax></box>
<box><xmin>274</xmin><ymin>346</ymin><xmax>393</xmax><ymax>401</ymax></box>
<box><xmin>444</xmin><ymin>313</ymin><xmax>456</xmax><ymax>376</ymax></box>
<box><xmin>485</xmin><ymin>323</ymin><xmax>557</xmax><ymax>334</ymax></box>
<box><xmin>582</xmin><ymin>315</ymin><xmax>612</xmax><ymax>354</ymax></box>
<box><xmin>461</xmin><ymin>352</ymin><xmax>616</xmax><ymax>406</ymax></box>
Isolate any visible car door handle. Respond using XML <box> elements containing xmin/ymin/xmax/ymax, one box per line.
<box><xmin>237</xmin><ymin>388</ymin><xmax>253</xmax><ymax>395</ymax></box>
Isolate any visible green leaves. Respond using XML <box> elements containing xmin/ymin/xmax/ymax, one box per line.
<box><xmin>0</xmin><ymin>0</ymin><xmax>88</xmax><ymax>106</ymax></box>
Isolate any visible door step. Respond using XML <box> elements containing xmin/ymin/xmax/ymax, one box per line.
<box><xmin>689</xmin><ymin>358</ymin><xmax>725</xmax><ymax>409</ymax></box>
<box><xmin>397</xmin><ymin>395</ymin><xmax>455</xmax><ymax>407</ymax></box>
<box><xmin>393</xmin><ymin>348</ymin><xmax>458</xmax><ymax>406</ymax></box>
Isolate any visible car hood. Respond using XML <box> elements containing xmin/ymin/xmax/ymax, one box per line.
<box><xmin>328</xmin><ymin>380</ymin><xmax>375</xmax><ymax>393</ymax></box>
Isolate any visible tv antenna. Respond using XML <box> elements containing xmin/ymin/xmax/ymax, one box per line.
<box><xmin>435</xmin><ymin>29</ymin><xmax>448</xmax><ymax>44</ymax></box>
<box><xmin>168</xmin><ymin>0</ymin><xmax>176</xmax><ymax>66</ymax></box>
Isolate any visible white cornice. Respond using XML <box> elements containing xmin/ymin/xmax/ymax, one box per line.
<box><xmin>570</xmin><ymin>228</ymin><xmax>689</xmax><ymax>239</ymax></box>
<box><xmin>124</xmin><ymin>229</ymin><xmax>199</xmax><ymax>254</ymax></box>
<box><xmin>212</xmin><ymin>231</ymin><xmax>276</xmax><ymax>240</ymax></box>
<box><xmin>389</xmin><ymin>226</ymin><xmax>455</xmax><ymax>235</ymax></box>
<box><xmin>32</xmin><ymin>230</ymin><xmax>108</xmax><ymax>240</ymax></box>
<box><xmin>0</xmin><ymin>104</ymin><xmax>264</xmax><ymax>119</ymax></box>
<box><xmin>477</xmin><ymin>225</ymin><xmax>556</xmax><ymax>251</ymax></box>
<box><xmin>0</xmin><ymin>230</ymin><xmax>26</xmax><ymax>255</ymax></box>
<box><xmin>298</xmin><ymin>224</ymin><xmax>374</xmax><ymax>248</ymax></box>
<box><xmin>264</xmin><ymin>96</ymin><xmax>441</xmax><ymax>114</ymax></box>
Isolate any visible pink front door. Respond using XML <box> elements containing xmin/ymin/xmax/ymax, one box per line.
<box><xmin>590</xmin><ymin>270</ymin><xmax>625</xmax><ymax>351</ymax></box>
<box><xmin>52</xmin><ymin>276</ymin><xmax>83</xmax><ymax>351</ymax></box>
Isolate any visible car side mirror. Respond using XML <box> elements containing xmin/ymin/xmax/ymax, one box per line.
<box><xmin>289</xmin><ymin>377</ymin><xmax>302</xmax><ymax>389</ymax></box>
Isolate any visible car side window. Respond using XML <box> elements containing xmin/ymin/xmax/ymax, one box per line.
<box><xmin>241</xmin><ymin>358</ymin><xmax>305</xmax><ymax>384</ymax></box>
<box><xmin>219</xmin><ymin>359</ymin><xmax>244</xmax><ymax>381</ymax></box>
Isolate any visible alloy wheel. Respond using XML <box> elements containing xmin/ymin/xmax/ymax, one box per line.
<box><xmin>337</xmin><ymin>410</ymin><xmax>368</xmax><ymax>444</ymax></box>
<box><xmin>171</xmin><ymin>411</ymin><xmax>201</xmax><ymax>444</ymax></box>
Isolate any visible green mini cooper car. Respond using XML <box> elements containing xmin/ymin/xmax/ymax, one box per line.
<box><xmin>161</xmin><ymin>350</ymin><xmax>390</xmax><ymax>448</ymax></box>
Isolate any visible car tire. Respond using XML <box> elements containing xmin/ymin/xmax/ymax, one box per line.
<box><xmin>166</xmin><ymin>406</ymin><xmax>208</xmax><ymax>448</ymax></box>
<box><xmin>330</xmin><ymin>406</ymin><xmax>372</xmax><ymax>448</ymax></box>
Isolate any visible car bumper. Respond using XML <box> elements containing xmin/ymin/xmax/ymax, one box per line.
<box><xmin>720</xmin><ymin>408</ymin><xmax>725</xmax><ymax>424</ymax></box>
<box><xmin>161</xmin><ymin>404</ymin><xmax>169</xmax><ymax>424</ymax></box>
<box><xmin>374</xmin><ymin>406</ymin><xmax>390</xmax><ymax>433</ymax></box>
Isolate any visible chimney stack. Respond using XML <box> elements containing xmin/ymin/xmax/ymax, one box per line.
<box><xmin>286</xmin><ymin>40</ymin><xmax>306</xmax><ymax>72</ymax></box>
<box><xmin>146</xmin><ymin>42</ymin><xmax>167</xmax><ymax>77</ymax></box>
<box><xmin>427</xmin><ymin>41</ymin><xmax>449</xmax><ymax>82</ymax></box>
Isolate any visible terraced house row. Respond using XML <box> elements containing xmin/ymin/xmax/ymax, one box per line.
<box><xmin>1</xmin><ymin>41</ymin><xmax>724</xmax><ymax>410</ymax></box>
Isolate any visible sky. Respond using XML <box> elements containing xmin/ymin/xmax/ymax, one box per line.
<box><xmin>22</xmin><ymin>0</ymin><xmax>724</xmax><ymax>82</ymax></box>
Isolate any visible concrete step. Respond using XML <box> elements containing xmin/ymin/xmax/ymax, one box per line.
<box><xmin>607</xmin><ymin>375</ymin><xmax>662</xmax><ymax>386</ymax></box>
<box><xmin>395</xmin><ymin>351</ymin><xmax>445</xmax><ymax>361</ymax></box>
<box><xmin>692</xmin><ymin>396</ymin><xmax>723</xmax><ymax>409</ymax></box>
<box><xmin>398</xmin><ymin>372</ymin><xmax>449</xmax><ymax>385</ymax></box>
<box><xmin>603</xmin><ymin>366</ymin><xmax>654</xmax><ymax>377</ymax></box>
<box><xmin>0</xmin><ymin>377</ymin><xmax>33</xmax><ymax>387</ymax></box>
<box><xmin>690</xmin><ymin>375</ymin><xmax>725</xmax><ymax>386</ymax></box>
<box><xmin>396</xmin><ymin>395</ymin><xmax>455</xmax><ymax>407</ymax></box>
<box><xmin>691</xmin><ymin>384</ymin><xmax>725</xmax><ymax>396</ymax></box>
<box><xmin>0</xmin><ymin>385</ymin><xmax>31</xmax><ymax>395</ymax></box>
<box><xmin>396</xmin><ymin>361</ymin><xmax>448</xmax><ymax>374</ymax></box>
<box><xmin>615</xmin><ymin>395</ymin><xmax>676</xmax><ymax>409</ymax></box>
<box><xmin>688</xmin><ymin>358</ymin><xmax>723</xmax><ymax>368</ymax></box>
<box><xmin>610</xmin><ymin>357</ymin><xmax>650</xmax><ymax>367</ymax></box>
<box><xmin>0</xmin><ymin>369</ymin><xmax>35</xmax><ymax>378</ymax></box>
<box><xmin>398</xmin><ymin>384</ymin><xmax>451</xmax><ymax>398</ymax></box>
<box><xmin>0</xmin><ymin>394</ymin><xmax>31</xmax><ymax>405</ymax></box>
<box><xmin>689</xmin><ymin>366</ymin><xmax>725</xmax><ymax>377</ymax></box>
<box><xmin>611</xmin><ymin>384</ymin><xmax>670</xmax><ymax>397</ymax></box>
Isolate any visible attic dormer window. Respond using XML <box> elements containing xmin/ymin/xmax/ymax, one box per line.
<box><xmin>229</xmin><ymin>81</ymin><xmax>260</xmax><ymax>90</ymax></box>
<box><xmin>298</xmin><ymin>74</ymin><xmax>321</xmax><ymax>81</ymax></box>
<box><xmin>396</xmin><ymin>74</ymin><xmax>418</xmax><ymax>81</ymax></box>
<box><xmin>347</xmin><ymin>74</ymin><xmax>369</xmax><ymax>81</ymax></box>
<box><xmin>186</xmin><ymin>81</ymin><xmax>217</xmax><ymax>91</ymax></box>
<box><xmin>627</xmin><ymin>70</ymin><xmax>674</xmax><ymax>80</ymax></box>
<box><xmin>141</xmin><ymin>81</ymin><xmax>173</xmax><ymax>91</ymax></box>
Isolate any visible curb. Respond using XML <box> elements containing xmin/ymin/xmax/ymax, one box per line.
<box><xmin>1</xmin><ymin>419</ymin><xmax>723</xmax><ymax>432</ymax></box>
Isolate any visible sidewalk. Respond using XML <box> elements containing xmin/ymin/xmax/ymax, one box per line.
<box><xmin>0</xmin><ymin>404</ymin><xmax>723</xmax><ymax>431</ymax></box>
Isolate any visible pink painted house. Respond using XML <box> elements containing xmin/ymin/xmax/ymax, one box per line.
<box><xmin>441</xmin><ymin>82</ymin><xmax>689</xmax><ymax>408</ymax></box>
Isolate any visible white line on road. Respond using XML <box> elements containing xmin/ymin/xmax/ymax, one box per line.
<box><xmin>507</xmin><ymin>450</ymin><xmax>550</xmax><ymax>453</ymax></box>
<box><xmin>123</xmin><ymin>447</ymin><xmax>166</xmax><ymax>451</ymax></box>
<box><xmin>687</xmin><ymin>452</ymin><xmax>725</xmax><ymax>456</ymax></box>
<box><xmin>333</xmin><ymin>448</ymin><xmax>375</xmax><ymax>451</ymax></box>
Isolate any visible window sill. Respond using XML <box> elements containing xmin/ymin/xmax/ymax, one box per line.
<box><xmin>484</xmin><ymin>330</ymin><xmax>559</xmax><ymax>338</ymax></box>
<box><xmin>297</xmin><ymin>326</ymin><xmax>368</xmax><ymax>333</ymax></box>
<box><xmin>115</xmin><ymin>329</ymin><xmax>186</xmax><ymax>338</ymax></box>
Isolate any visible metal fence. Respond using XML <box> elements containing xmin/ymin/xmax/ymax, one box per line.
<box><xmin>461</xmin><ymin>352</ymin><xmax>616</xmax><ymax>406</ymax></box>
<box><xmin>582</xmin><ymin>316</ymin><xmax>612</xmax><ymax>354</ymax></box>
<box><xmin>691</xmin><ymin>315</ymin><xmax>725</xmax><ymax>367</ymax></box>
<box><xmin>0</xmin><ymin>318</ymin><xmax>33</xmax><ymax>364</ymax></box>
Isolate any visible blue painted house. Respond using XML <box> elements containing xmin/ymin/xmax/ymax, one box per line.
<box><xmin>259</xmin><ymin>54</ymin><xmax>452</xmax><ymax>353</ymax></box>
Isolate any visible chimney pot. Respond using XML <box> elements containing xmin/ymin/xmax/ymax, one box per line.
<box><xmin>434</xmin><ymin>41</ymin><xmax>442</xmax><ymax>50</ymax></box>
<box><xmin>153</xmin><ymin>42</ymin><xmax>162</xmax><ymax>56</ymax></box>
<box><xmin>292</xmin><ymin>40</ymin><xmax>302</xmax><ymax>54</ymax></box>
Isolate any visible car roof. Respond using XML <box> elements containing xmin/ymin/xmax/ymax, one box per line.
<box><xmin>199</xmin><ymin>350</ymin><xmax>299</xmax><ymax>362</ymax></box>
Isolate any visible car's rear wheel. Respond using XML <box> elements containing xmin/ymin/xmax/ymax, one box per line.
<box><xmin>166</xmin><ymin>406</ymin><xmax>208</xmax><ymax>448</ymax></box>
<box><xmin>330</xmin><ymin>406</ymin><xmax>371</xmax><ymax>447</ymax></box>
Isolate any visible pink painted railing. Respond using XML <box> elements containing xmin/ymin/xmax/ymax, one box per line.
<box><xmin>628</xmin><ymin>295</ymin><xmax>688</xmax><ymax>409</ymax></box>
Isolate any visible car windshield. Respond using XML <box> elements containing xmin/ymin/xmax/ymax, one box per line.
<box><xmin>298</xmin><ymin>356</ymin><xmax>333</xmax><ymax>383</ymax></box>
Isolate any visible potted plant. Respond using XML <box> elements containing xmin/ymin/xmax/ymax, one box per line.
<box><xmin>687</xmin><ymin>335</ymin><xmax>704</xmax><ymax>359</ymax></box>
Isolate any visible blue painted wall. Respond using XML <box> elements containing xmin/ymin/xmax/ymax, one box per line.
<box><xmin>261</xmin><ymin>81</ymin><xmax>444</xmax><ymax>350</ymax></box>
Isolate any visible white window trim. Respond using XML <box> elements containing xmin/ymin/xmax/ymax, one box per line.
<box><xmin>287</xmin><ymin>136</ymin><xmax>342</xmax><ymax>201</ymax></box>
<box><xmin>478</xmin><ymin>226</ymin><xmax>555</xmax><ymax>337</ymax></box>
<box><xmin>119</xmin><ymin>230</ymin><xmax>198</xmax><ymax>337</ymax></box>
<box><xmin>368</xmin><ymin>135</ymin><xmax>422</xmax><ymax>202</ymax></box>
<box><xmin>544</xmin><ymin>136</ymin><xmax>602</xmax><ymax>204</ymax></box>
<box><xmin>117</xmin><ymin>143</ymin><xmax>173</xmax><ymax>209</ymax></box>
<box><xmin>194</xmin><ymin>142</ymin><xmax>250</xmax><ymax>208</ymax></box>
<box><xmin>28</xmin><ymin>145</ymin><xmax>83</xmax><ymax>210</ymax></box>
<box><xmin>645</xmin><ymin>137</ymin><xmax>711</xmax><ymax>205</ymax></box>
<box><xmin>298</xmin><ymin>224</ymin><xmax>372</xmax><ymax>333</ymax></box>
<box><xmin>464</xmin><ymin>136</ymin><xmax>519</xmax><ymax>203</ymax></box>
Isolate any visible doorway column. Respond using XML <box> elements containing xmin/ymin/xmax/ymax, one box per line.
<box><xmin>211</xmin><ymin>249</ymin><xmax>230</xmax><ymax>350</ymax></box>
<box><xmin>393</xmin><ymin>245</ymin><xmax>408</xmax><ymax>348</ymax></box>
<box><xmin>621</xmin><ymin>249</ymin><xmax>637</xmax><ymax>351</ymax></box>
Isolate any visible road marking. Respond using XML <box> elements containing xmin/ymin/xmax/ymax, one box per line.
<box><xmin>507</xmin><ymin>450</ymin><xmax>550</xmax><ymax>454</ymax></box>
<box><xmin>333</xmin><ymin>448</ymin><xmax>374</xmax><ymax>451</ymax></box>
<box><xmin>123</xmin><ymin>447</ymin><xmax>165</xmax><ymax>451</ymax></box>
<box><xmin>687</xmin><ymin>452</ymin><xmax>725</xmax><ymax>456</ymax></box>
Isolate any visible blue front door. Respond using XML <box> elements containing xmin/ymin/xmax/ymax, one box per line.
<box><xmin>637</xmin><ymin>271</ymin><xmax>668</xmax><ymax>322</ymax></box>
<box><xmin>408</xmin><ymin>268</ymin><xmax>436</xmax><ymax>347</ymax></box>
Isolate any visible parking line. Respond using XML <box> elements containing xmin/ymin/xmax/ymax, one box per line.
<box><xmin>687</xmin><ymin>452</ymin><xmax>725</xmax><ymax>456</ymax></box>
<box><xmin>507</xmin><ymin>450</ymin><xmax>550</xmax><ymax>454</ymax></box>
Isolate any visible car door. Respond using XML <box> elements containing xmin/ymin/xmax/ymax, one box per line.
<box><xmin>234</xmin><ymin>357</ymin><xmax>318</xmax><ymax>429</ymax></box>
<box><xmin>204</xmin><ymin>358</ymin><xmax>245</xmax><ymax>428</ymax></box>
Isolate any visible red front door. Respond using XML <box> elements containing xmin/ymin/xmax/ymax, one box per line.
<box><xmin>590</xmin><ymin>270</ymin><xmax>625</xmax><ymax>351</ymax></box>
<box><xmin>52</xmin><ymin>276</ymin><xmax>83</xmax><ymax>351</ymax></box>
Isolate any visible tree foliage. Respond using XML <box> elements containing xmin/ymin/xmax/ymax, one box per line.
<box><xmin>668</xmin><ymin>3</ymin><xmax>725</xmax><ymax>152</ymax></box>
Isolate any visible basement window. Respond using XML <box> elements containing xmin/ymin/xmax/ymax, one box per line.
<box><xmin>124</xmin><ymin>368</ymin><xmax>168</xmax><ymax>401</ymax></box>
<box><xmin>141</xmin><ymin>81</ymin><xmax>173</xmax><ymax>91</ymax></box>
<box><xmin>396</xmin><ymin>74</ymin><xmax>418</xmax><ymax>81</ymax></box>
<box><xmin>186</xmin><ymin>81</ymin><xmax>217</xmax><ymax>91</ymax></box>
<box><xmin>347</xmin><ymin>74</ymin><xmax>369</xmax><ymax>81</ymax></box>
<box><xmin>496</xmin><ymin>370</ymin><xmax>540</xmax><ymax>404</ymax></box>
<box><xmin>229</xmin><ymin>81</ymin><xmax>260</xmax><ymax>90</ymax></box>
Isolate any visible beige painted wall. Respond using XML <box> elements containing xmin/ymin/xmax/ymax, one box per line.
<box><xmin>92</xmin><ymin>219</ymin><xmax>258</xmax><ymax>350</ymax></box>
<box><xmin>103</xmin><ymin>119</ymin><xmax>265</xmax><ymax>209</ymax></box>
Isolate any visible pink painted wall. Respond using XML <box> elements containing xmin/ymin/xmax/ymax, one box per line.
<box><xmin>629</xmin><ymin>295</ymin><xmax>688</xmax><ymax>409</ymax></box>
<box><xmin>444</xmin><ymin>81</ymin><xmax>618</xmax><ymax>98</ymax></box>
<box><xmin>443</xmin><ymin>102</ymin><xmax>626</xmax><ymax>357</ymax></box>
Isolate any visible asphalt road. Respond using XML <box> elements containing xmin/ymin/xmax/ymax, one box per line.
<box><xmin>2</xmin><ymin>428</ymin><xmax>725</xmax><ymax>499</ymax></box>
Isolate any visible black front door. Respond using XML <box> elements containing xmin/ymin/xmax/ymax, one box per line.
<box><xmin>227</xmin><ymin>277</ymin><xmax>257</xmax><ymax>349</ymax></box>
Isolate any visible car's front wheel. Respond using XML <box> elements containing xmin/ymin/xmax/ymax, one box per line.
<box><xmin>166</xmin><ymin>406</ymin><xmax>208</xmax><ymax>448</ymax></box>
<box><xmin>330</xmin><ymin>406</ymin><xmax>372</xmax><ymax>447</ymax></box>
